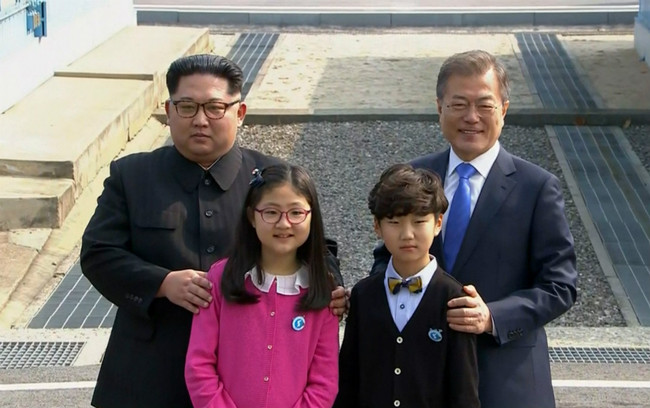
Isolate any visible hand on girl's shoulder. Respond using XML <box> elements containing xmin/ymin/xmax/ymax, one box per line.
<box><xmin>207</xmin><ymin>258</ymin><xmax>229</xmax><ymax>286</ymax></box>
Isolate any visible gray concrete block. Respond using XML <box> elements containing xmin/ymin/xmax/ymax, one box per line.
<box><xmin>178</xmin><ymin>12</ymin><xmax>250</xmax><ymax>25</ymax></box>
<box><xmin>0</xmin><ymin>177</ymin><xmax>75</xmax><ymax>230</ymax></box>
<box><xmin>320</xmin><ymin>13</ymin><xmax>391</xmax><ymax>27</ymax></box>
<box><xmin>534</xmin><ymin>12</ymin><xmax>607</xmax><ymax>26</ymax></box>
<box><xmin>137</xmin><ymin>11</ymin><xmax>179</xmax><ymax>24</ymax></box>
<box><xmin>390</xmin><ymin>13</ymin><xmax>463</xmax><ymax>27</ymax></box>
<box><xmin>462</xmin><ymin>12</ymin><xmax>534</xmax><ymax>26</ymax></box>
<box><xmin>607</xmin><ymin>12</ymin><xmax>636</xmax><ymax>25</ymax></box>
<box><xmin>250</xmin><ymin>13</ymin><xmax>320</xmax><ymax>26</ymax></box>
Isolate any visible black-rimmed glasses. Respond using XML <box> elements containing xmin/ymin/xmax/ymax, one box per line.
<box><xmin>170</xmin><ymin>99</ymin><xmax>240</xmax><ymax>120</ymax></box>
<box><xmin>254</xmin><ymin>208</ymin><xmax>312</xmax><ymax>225</ymax></box>
<box><xmin>445</xmin><ymin>102</ymin><xmax>501</xmax><ymax>117</ymax></box>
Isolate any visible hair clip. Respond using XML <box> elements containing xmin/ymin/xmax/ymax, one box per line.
<box><xmin>249</xmin><ymin>168</ymin><xmax>265</xmax><ymax>187</ymax></box>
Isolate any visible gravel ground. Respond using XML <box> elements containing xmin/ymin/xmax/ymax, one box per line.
<box><xmin>625</xmin><ymin>125</ymin><xmax>650</xmax><ymax>174</ymax></box>
<box><xmin>238</xmin><ymin>121</ymin><xmax>625</xmax><ymax>327</ymax></box>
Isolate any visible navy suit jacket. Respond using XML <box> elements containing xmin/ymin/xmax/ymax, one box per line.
<box><xmin>372</xmin><ymin>147</ymin><xmax>577</xmax><ymax>408</ymax></box>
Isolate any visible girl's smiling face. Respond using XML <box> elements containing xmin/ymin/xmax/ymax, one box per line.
<box><xmin>249</xmin><ymin>183</ymin><xmax>312</xmax><ymax>267</ymax></box>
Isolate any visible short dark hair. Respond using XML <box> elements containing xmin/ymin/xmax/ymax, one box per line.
<box><xmin>436</xmin><ymin>50</ymin><xmax>510</xmax><ymax>103</ymax></box>
<box><xmin>221</xmin><ymin>164</ymin><xmax>334</xmax><ymax>310</ymax></box>
<box><xmin>368</xmin><ymin>164</ymin><xmax>448</xmax><ymax>220</ymax></box>
<box><xmin>165</xmin><ymin>54</ymin><xmax>244</xmax><ymax>96</ymax></box>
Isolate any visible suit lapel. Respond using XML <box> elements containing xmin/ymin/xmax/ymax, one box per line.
<box><xmin>424</xmin><ymin>151</ymin><xmax>449</xmax><ymax>266</ymax></box>
<box><xmin>453</xmin><ymin>148</ymin><xmax>517</xmax><ymax>276</ymax></box>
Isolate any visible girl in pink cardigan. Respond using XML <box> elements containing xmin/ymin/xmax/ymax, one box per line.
<box><xmin>185</xmin><ymin>164</ymin><xmax>339</xmax><ymax>408</ymax></box>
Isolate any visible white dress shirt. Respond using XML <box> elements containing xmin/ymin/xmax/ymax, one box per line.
<box><xmin>384</xmin><ymin>256</ymin><xmax>438</xmax><ymax>332</ymax></box>
<box><xmin>442</xmin><ymin>141</ymin><xmax>501</xmax><ymax>241</ymax></box>
<box><xmin>245</xmin><ymin>265</ymin><xmax>309</xmax><ymax>295</ymax></box>
<box><xmin>441</xmin><ymin>142</ymin><xmax>501</xmax><ymax>336</ymax></box>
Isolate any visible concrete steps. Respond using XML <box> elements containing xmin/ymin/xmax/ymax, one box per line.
<box><xmin>0</xmin><ymin>25</ymin><xmax>212</xmax><ymax>230</ymax></box>
<box><xmin>0</xmin><ymin>177</ymin><xmax>75</xmax><ymax>230</ymax></box>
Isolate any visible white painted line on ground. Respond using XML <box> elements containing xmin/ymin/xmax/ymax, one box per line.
<box><xmin>1</xmin><ymin>379</ymin><xmax>650</xmax><ymax>392</ymax></box>
<box><xmin>0</xmin><ymin>381</ymin><xmax>96</xmax><ymax>391</ymax></box>
<box><xmin>553</xmin><ymin>380</ymin><xmax>650</xmax><ymax>388</ymax></box>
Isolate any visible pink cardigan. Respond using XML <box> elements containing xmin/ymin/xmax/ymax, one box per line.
<box><xmin>185</xmin><ymin>259</ymin><xmax>339</xmax><ymax>408</ymax></box>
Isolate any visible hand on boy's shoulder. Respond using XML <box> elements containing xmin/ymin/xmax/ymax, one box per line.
<box><xmin>446</xmin><ymin>285</ymin><xmax>493</xmax><ymax>335</ymax></box>
<box><xmin>329</xmin><ymin>286</ymin><xmax>350</xmax><ymax>319</ymax></box>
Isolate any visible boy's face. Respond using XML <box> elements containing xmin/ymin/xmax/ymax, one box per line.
<box><xmin>374</xmin><ymin>213</ymin><xmax>443</xmax><ymax>277</ymax></box>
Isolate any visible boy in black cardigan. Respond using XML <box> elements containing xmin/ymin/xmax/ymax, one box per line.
<box><xmin>335</xmin><ymin>164</ymin><xmax>480</xmax><ymax>408</ymax></box>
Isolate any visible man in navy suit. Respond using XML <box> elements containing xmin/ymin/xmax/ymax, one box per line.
<box><xmin>372</xmin><ymin>50</ymin><xmax>577</xmax><ymax>408</ymax></box>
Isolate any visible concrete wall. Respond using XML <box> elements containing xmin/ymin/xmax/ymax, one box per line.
<box><xmin>636</xmin><ymin>0</ymin><xmax>650</xmax><ymax>66</ymax></box>
<box><xmin>0</xmin><ymin>0</ymin><xmax>135</xmax><ymax>113</ymax></box>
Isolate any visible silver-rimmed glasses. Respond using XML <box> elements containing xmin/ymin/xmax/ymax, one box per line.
<box><xmin>445</xmin><ymin>102</ymin><xmax>501</xmax><ymax>117</ymax></box>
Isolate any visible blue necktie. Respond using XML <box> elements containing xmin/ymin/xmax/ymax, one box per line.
<box><xmin>443</xmin><ymin>163</ymin><xmax>477</xmax><ymax>272</ymax></box>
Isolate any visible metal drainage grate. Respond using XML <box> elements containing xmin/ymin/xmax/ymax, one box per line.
<box><xmin>29</xmin><ymin>263</ymin><xmax>116</xmax><ymax>329</ymax></box>
<box><xmin>515</xmin><ymin>32</ymin><xmax>598</xmax><ymax>109</ymax></box>
<box><xmin>549</xmin><ymin>347</ymin><xmax>650</xmax><ymax>364</ymax></box>
<box><xmin>227</xmin><ymin>32</ymin><xmax>279</xmax><ymax>99</ymax></box>
<box><xmin>0</xmin><ymin>341</ymin><xmax>85</xmax><ymax>369</ymax></box>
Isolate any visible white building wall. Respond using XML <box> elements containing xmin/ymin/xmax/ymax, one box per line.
<box><xmin>0</xmin><ymin>0</ymin><xmax>135</xmax><ymax>113</ymax></box>
<box><xmin>635</xmin><ymin>0</ymin><xmax>650</xmax><ymax>67</ymax></box>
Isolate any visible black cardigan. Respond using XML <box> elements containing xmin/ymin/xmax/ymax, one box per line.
<box><xmin>335</xmin><ymin>267</ymin><xmax>480</xmax><ymax>408</ymax></box>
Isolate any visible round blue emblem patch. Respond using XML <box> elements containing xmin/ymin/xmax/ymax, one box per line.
<box><xmin>292</xmin><ymin>316</ymin><xmax>306</xmax><ymax>331</ymax></box>
<box><xmin>428</xmin><ymin>328</ymin><xmax>443</xmax><ymax>342</ymax></box>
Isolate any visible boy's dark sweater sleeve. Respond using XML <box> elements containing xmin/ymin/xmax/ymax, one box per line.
<box><xmin>333</xmin><ymin>287</ymin><xmax>361</xmax><ymax>407</ymax></box>
<box><xmin>371</xmin><ymin>242</ymin><xmax>391</xmax><ymax>276</ymax></box>
<box><xmin>325</xmin><ymin>238</ymin><xmax>344</xmax><ymax>286</ymax></box>
<box><xmin>445</xmin><ymin>296</ymin><xmax>480</xmax><ymax>408</ymax></box>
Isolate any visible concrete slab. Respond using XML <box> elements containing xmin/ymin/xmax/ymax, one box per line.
<box><xmin>0</xmin><ymin>77</ymin><xmax>154</xmax><ymax>189</ymax></box>
<box><xmin>55</xmin><ymin>26</ymin><xmax>212</xmax><ymax>104</ymax></box>
<box><xmin>244</xmin><ymin>33</ymin><xmax>537</xmax><ymax>111</ymax></box>
<box><xmin>0</xmin><ymin>118</ymin><xmax>171</xmax><ymax>329</ymax></box>
<box><xmin>560</xmin><ymin>34</ymin><xmax>650</xmax><ymax>110</ymax></box>
<box><xmin>0</xmin><ymin>241</ymin><xmax>38</xmax><ymax>313</ymax></box>
<box><xmin>0</xmin><ymin>177</ymin><xmax>75</xmax><ymax>230</ymax></box>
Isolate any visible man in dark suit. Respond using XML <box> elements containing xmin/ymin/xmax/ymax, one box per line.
<box><xmin>81</xmin><ymin>54</ymin><xmax>346</xmax><ymax>408</ymax></box>
<box><xmin>372</xmin><ymin>50</ymin><xmax>577</xmax><ymax>408</ymax></box>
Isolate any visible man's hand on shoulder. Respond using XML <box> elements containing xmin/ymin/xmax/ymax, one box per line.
<box><xmin>329</xmin><ymin>286</ymin><xmax>350</xmax><ymax>320</ymax></box>
<box><xmin>157</xmin><ymin>269</ymin><xmax>213</xmax><ymax>314</ymax></box>
<box><xmin>447</xmin><ymin>285</ymin><xmax>493</xmax><ymax>334</ymax></box>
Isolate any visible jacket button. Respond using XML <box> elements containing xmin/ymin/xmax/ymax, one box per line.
<box><xmin>203</xmin><ymin>179</ymin><xmax>211</xmax><ymax>186</ymax></box>
<box><xmin>394</xmin><ymin>400</ymin><xmax>401</xmax><ymax>407</ymax></box>
<box><xmin>206</xmin><ymin>245</ymin><xmax>215</xmax><ymax>254</ymax></box>
<box><xmin>396</xmin><ymin>337</ymin><xmax>403</xmax><ymax>344</ymax></box>
<box><xmin>394</xmin><ymin>368</ymin><xmax>401</xmax><ymax>375</ymax></box>
<box><xmin>205</xmin><ymin>210</ymin><xmax>214</xmax><ymax>217</ymax></box>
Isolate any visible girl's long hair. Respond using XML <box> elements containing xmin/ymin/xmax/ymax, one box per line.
<box><xmin>221</xmin><ymin>164</ymin><xmax>333</xmax><ymax>310</ymax></box>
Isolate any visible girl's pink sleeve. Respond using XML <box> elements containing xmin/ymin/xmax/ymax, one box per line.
<box><xmin>292</xmin><ymin>310</ymin><xmax>340</xmax><ymax>408</ymax></box>
<box><xmin>185</xmin><ymin>260</ymin><xmax>237</xmax><ymax>408</ymax></box>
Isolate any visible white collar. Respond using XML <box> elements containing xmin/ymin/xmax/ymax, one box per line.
<box><xmin>245</xmin><ymin>265</ymin><xmax>310</xmax><ymax>295</ymax></box>
<box><xmin>385</xmin><ymin>255</ymin><xmax>437</xmax><ymax>290</ymax></box>
<box><xmin>448</xmin><ymin>141</ymin><xmax>500</xmax><ymax>179</ymax></box>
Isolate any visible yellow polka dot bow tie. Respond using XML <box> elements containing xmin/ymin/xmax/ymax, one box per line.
<box><xmin>387</xmin><ymin>276</ymin><xmax>423</xmax><ymax>295</ymax></box>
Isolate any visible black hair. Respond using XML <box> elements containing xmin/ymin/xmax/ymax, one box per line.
<box><xmin>165</xmin><ymin>54</ymin><xmax>244</xmax><ymax>97</ymax></box>
<box><xmin>368</xmin><ymin>163</ymin><xmax>448</xmax><ymax>220</ymax></box>
<box><xmin>221</xmin><ymin>164</ymin><xmax>333</xmax><ymax>310</ymax></box>
<box><xmin>437</xmin><ymin>50</ymin><xmax>510</xmax><ymax>103</ymax></box>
